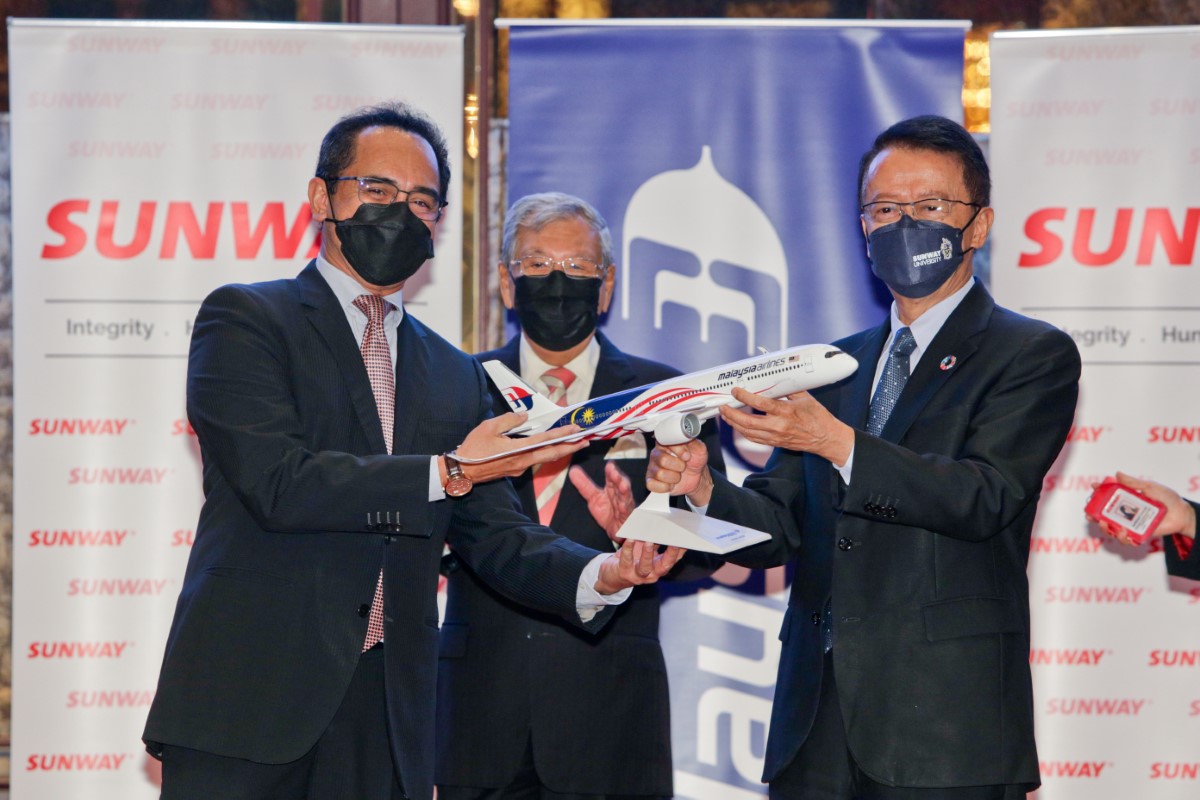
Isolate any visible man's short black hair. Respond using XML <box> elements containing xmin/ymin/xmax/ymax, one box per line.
<box><xmin>315</xmin><ymin>101</ymin><xmax>451</xmax><ymax>204</ymax></box>
<box><xmin>857</xmin><ymin>115</ymin><xmax>990</xmax><ymax>207</ymax></box>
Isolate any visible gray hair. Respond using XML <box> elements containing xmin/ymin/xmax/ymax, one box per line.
<box><xmin>500</xmin><ymin>192</ymin><xmax>614</xmax><ymax>266</ymax></box>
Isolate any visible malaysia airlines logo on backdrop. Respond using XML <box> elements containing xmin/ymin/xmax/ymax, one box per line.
<box><xmin>620</xmin><ymin>147</ymin><xmax>788</xmax><ymax>365</ymax></box>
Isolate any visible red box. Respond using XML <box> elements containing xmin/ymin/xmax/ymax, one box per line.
<box><xmin>1085</xmin><ymin>479</ymin><xmax>1167</xmax><ymax>545</ymax></box>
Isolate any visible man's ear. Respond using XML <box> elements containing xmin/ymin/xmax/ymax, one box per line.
<box><xmin>598</xmin><ymin>264</ymin><xmax>616</xmax><ymax>314</ymax></box>
<box><xmin>498</xmin><ymin>262</ymin><xmax>515</xmax><ymax>310</ymax></box>
<box><xmin>966</xmin><ymin>206</ymin><xmax>994</xmax><ymax>251</ymax></box>
<box><xmin>308</xmin><ymin>177</ymin><xmax>330</xmax><ymax>222</ymax></box>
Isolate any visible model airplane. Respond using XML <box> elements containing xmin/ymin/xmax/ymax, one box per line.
<box><xmin>452</xmin><ymin>343</ymin><xmax>858</xmax><ymax>464</ymax></box>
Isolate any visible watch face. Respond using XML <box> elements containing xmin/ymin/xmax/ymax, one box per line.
<box><xmin>445</xmin><ymin>476</ymin><xmax>472</xmax><ymax>498</ymax></box>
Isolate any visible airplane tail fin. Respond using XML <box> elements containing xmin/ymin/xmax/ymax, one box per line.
<box><xmin>481</xmin><ymin>360</ymin><xmax>562</xmax><ymax>428</ymax></box>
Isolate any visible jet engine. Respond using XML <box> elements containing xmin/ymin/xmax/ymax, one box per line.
<box><xmin>653</xmin><ymin>413</ymin><xmax>702</xmax><ymax>445</ymax></box>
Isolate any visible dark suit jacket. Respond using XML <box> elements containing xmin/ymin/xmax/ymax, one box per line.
<box><xmin>143</xmin><ymin>263</ymin><xmax>612</xmax><ymax>800</ymax></box>
<box><xmin>1165</xmin><ymin>503</ymin><xmax>1200</xmax><ymax>579</ymax></box>
<box><xmin>435</xmin><ymin>332</ymin><xmax>723</xmax><ymax>795</ymax></box>
<box><xmin>707</xmin><ymin>283</ymin><xmax>1080</xmax><ymax>789</ymax></box>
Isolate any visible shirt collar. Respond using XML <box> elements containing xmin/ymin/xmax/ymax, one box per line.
<box><xmin>889</xmin><ymin>276</ymin><xmax>974</xmax><ymax>353</ymax></box>
<box><xmin>315</xmin><ymin>255</ymin><xmax>405</xmax><ymax>321</ymax></box>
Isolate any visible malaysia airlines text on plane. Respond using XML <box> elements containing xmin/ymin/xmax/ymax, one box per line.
<box><xmin>459</xmin><ymin>344</ymin><xmax>858</xmax><ymax>464</ymax></box>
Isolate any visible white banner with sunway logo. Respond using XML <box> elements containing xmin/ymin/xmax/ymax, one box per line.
<box><xmin>8</xmin><ymin>20</ymin><xmax>463</xmax><ymax>798</ymax></box>
<box><xmin>990</xmin><ymin>26</ymin><xmax>1200</xmax><ymax>800</ymax></box>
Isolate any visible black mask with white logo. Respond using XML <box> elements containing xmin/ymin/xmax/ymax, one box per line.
<box><xmin>329</xmin><ymin>201</ymin><xmax>434</xmax><ymax>287</ymax></box>
<box><xmin>513</xmin><ymin>271</ymin><xmax>602</xmax><ymax>352</ymax></box>
<box><xmin>867</xmin><ymin>209</ymin><xmax>980</xmax><ymax>298</ymax></box>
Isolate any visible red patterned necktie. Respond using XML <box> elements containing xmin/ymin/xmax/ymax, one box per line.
<box><xmin>531</xmin><ymin>366</ymin><xmax>576</xmax><ymax>526</ymax></box>
<box><xmin>353</xmin><ymin>294</ymin><xmax>394</xmax><ymax>651</ymax></box>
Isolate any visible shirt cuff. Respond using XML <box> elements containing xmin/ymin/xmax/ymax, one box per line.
<box><xmin>429</xmin><ymin>456</ymin><xmax>445</xmax><ymax>501</ymax></box>
<box><xmin>576</xmin><ymin>553</ymin><xmax>632</xmax><ymax>622</ymax></box>
<box><xmin>837</xmin><ymin>445</ymin><xmax>855</xmax><ymax>485</ymax></box>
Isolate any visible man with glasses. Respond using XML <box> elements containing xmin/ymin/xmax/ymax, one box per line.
<box><xmin>142</xmin><ymin>105</ymin><xmax>682</xmax><ymax>800</ymax></box>
<box><xmin>436</xmin><ymin>192</ymin><xmax>724</xmax><ymax>800</ymax></box>
<box><xmin>648</xmin><ymin>115</ymin><xmax>1081</xmax><ymax>799</ymax></box>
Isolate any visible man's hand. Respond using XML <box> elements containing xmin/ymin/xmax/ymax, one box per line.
<box><xmin>719</xmin><ymin>388</ymin><xmax>854</xmax><ymax>467</ymax></box>
<box><xmin>453</xmin><ymin>413</ymin><xmax>586</xmax><ymax>483</ymax></box>
<box><xmin>1088</xmin><ymin>471</ymin><xmax>1197</xmax><ymax>544</ymax></box>
<box><xmin>594</xmin><ymin>539</ymin><xmax>685</xmax><ymax>594</ymax></box>
<box><xmin>647</xmin><ymin>439</ymin><xmax>713</xmax><ymax>506</ymax></box>
<box><xmin>570</xmin><ymin>462</ymin><xmax>635</xmax><ymax>545</ymax></box>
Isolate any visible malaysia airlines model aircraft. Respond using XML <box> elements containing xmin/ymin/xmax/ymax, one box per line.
<box><xmin>453</xmin><ymin>343</ymin><xmax>858</xmax><ymax>464</ymax></box>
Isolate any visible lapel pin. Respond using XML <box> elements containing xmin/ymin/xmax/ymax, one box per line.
<box><xmin>939</xmin><ymin>355</ymin><xmax>956</xmax><ymax>371</ymax></box>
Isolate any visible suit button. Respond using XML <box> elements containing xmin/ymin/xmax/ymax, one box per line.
<box><xmin>838</xmin><ymin>537</ymin><xmax>853</xmax><ymax>551</ymax></box>
<box><xmin>811</xmin><ymin>612</ymin><xmax>821</xmax><ymax>626</ymax></box>
<box><xmin>357</xmin><ymin>604</ymin><xmax>370</xmax><ymax>618</ymax></box>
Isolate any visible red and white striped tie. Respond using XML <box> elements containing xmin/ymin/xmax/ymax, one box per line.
<box><xmin>531</xmin><ymin>366</ymin><xmax>576</xmax><ymax>526</ymax></box>
<box><xmin>354</xmin><ymin>294</ymin><xmax>393</xmax><ymax>651</ymax></box>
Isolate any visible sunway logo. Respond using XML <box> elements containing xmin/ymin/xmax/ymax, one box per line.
<box><xmin>1030</xmin><ymin>648</ymin><xmax>1109</xmax><ymax>666</ymax></box>
<box><xmin>26</xmin><ymin>753</ymin><xmax>132</xmax><ymax>772</ymax></box>
<box><xmin>351</xmin><ymin>40</ymin><xmax>451</xmax><ymax>58</ymax></box>
<box><xmin>1019</xmin><ymin>207</ymin><xmax>1198</xmax><ymax>267</ymax></box>
<box><xmin>1150</xmin><ymin>763</ymin><xmax>1200</xmax><ymax>779</ymax></box>
<box><xmin>1190</xmin><ymin>700</ymin><xmax>1200</xmax><ymax>716</ymax></box>
<box><xmin>67</xmin><ymin>690</ymin><xmax>154</xmax><ymax>709</ymax></box>
<box><xmin>1030</xmin><ymin>537</ymin><xmax>1104</xmax><ymax>554</ymax></box>
<box><xmin>1044</xmin><ymin>586</ymin><xmax>1146</xmax><ymax>603</ymax></box>
<box><xmin>1151</xmin><ymin>97</ymin><xmax>1200</xmax><ymax>117</ymax></box>
<box><xmin>27</xmin><ymin>91</ymin><xmax>128</xmax><ymax>110</ymax></box>
<box><xmin>67</xmin><ymin>578</ymin><xmax>171</xmax><ymax>597</ymax></box>
<box><xmin>1188</xmin><ymin>476</ymin><xmax>1200</xmax><ymax>493</ymax></box>
<box><xmin>29</xmin><ymin>418</ymin><xmax>133</xmax><ymax>436</ymax></box>
<box><xmin>1044</xmin><ymin>148</ymin><xmax>1144</xmax><ymax>167</ymax></box>
<box><xmin>42</xmin><ymin>200</ymin><xmax>318</xmax><ymax>260</ymax></box>
<box><xmin>169</xmin><ymin>92</ymin><xmax>268</xmax><ymax>111</ymax></box>
<box><xmin>1005</xmin><ymin>99</ymin><xmax>1105</xmax><ymax>117</ymax></box>
<box><xmin>68</xmin><ymin>467</ymin><xmax>170</xmax><ymax>485</ymax></box>
<box><xmin>28</xmin><ymin>641</ymin><xmax>132</xmax><ymax>659</ymax></box>
<box><xmin>312</xmin><ymin>94</ymin><xmax>388</xmax><ymax>113</ymax></box>
<box><xmin>1043</xmin><ymin>474</ymin><xmax>1108</xmax><ymax>492</ymax></box>
<box><xmin>1149</xmin><ymin>427</ymin><xmax>1200</xmax><ymax>443</ymax></box>
<box><xmin>1065</xmin><ymin>425</ymin><xmax>1106</xmax><ymax>443</ymax></box>
<box><xmin>211</xmin><ymin>142</ymin><xmax>309</xmax><ymax>160</ymax></box>
<box><xmin>68</xmin><ymin>141</ymin><xmax>166</xmax><ymax>159</ymax></box>
<box><xmin>171</xmin><ymin>419</ymin><xmax>197</xmax><ymax>436</ymax></box>
<box><xmin>1148</xmin><ymin>650</ymin><xmax>1200</xmax><ymax>667</ymax></box>
<box><xmin>209</xmin><ymin>38</ymin><xmax>310</xmax><ymax>56</ymax></box>
<box><xmin>28</xmin><ymin>529</ymin><xmax>132</xmax><ymax>547</ymax></box>
<box><xmin>1040</xmin><ymin>760</ymin><xmax>1110</xmax><ymax>778</ymax></box>
<box><xmin>1045</xmin><ymin>697</ymin><xmax>1149</xmax><ymax>715</ymax></box>
<box><xmin>172</xmin><ymin>529</ymin><xmax>195</xmax><ymax>547</ymax></box>
<box><xmin>1045</xmin><ymin>42</ymin><xmax>1144</xmax><ymax>60</ymax></box>
<box><xmin>67</xmin><ymin>34</ymin><xmax>165</xmax><ymax>54</ymax></box>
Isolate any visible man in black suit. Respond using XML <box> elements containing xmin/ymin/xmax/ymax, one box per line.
<box><xmin>649</xmin><ymin>115</ymin><xmax>1081</xmax><ymax>799</ymax></box>
<box><xmin>436</xmin><ymin>192</ymin><xmax>724</xmax><ymax>800</ymax></box>
<box><xmin>143</xmin><ymin>103</ymin><xmax>681</xmax><ymax>800</ymax></box>
<box><xmin>1087</xmin><ymin>471</ymin><xmax>1200</xmax><ymax>579</ymax></box>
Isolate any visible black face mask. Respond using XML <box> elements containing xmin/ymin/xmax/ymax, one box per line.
<box><xmin>866</xmin><ymin>209</ymin><xmax>980</xmax><ymax>298</ymax></box>
<box><xmin>329</xmin><ymin>200</ymin><xmax>434</xmax><ymax>287</ymax></box>
<box><xmin>513</xmin><ymin>271</ymin><xmax>602</xmax><ymax>352</ymax></box>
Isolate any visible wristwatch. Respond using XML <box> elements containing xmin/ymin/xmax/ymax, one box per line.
<box><xmin>442</xmin><ymin>452</ymin><xmax>473</xmax><ymax>497</ymax></box>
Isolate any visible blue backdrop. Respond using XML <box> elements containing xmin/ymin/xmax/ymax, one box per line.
<box><xmin>507</xmin><ymin>21</ymin><xmax>966</xmax><ymax>797</ymax></box>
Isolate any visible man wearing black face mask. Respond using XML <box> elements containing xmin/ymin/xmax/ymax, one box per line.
<box><xmin>142</xmin><ymin>106</ymin><xmax>683</xmax><ymax>800</ymax></box>
<box><xmin>436</xmin><ymin>192</ymin><xmax>724</xmax><ymax>800</ymax></box>
<box><xmin>648</xmin><ymin>116</ymin><xmax>1081</xmax><ymax>799</ymax></box>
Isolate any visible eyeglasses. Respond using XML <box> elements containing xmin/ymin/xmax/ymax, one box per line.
<box><xmin>860</xmin><ymin>197</ymin><xmax>980</xmax><ymax>226</ymax></box>
<box><xmin>508</xmin><ymin>257</ymin><xmax>608</xmax><ymax>280</ymax></box>
<box><xmin>326</xmin><ymin>176</ymin><xmax>446</xmax><ymax>221</ymax></box>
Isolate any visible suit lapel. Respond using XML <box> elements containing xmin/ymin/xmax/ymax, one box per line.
<box><xmin>838</xmin><ymin>325</ymin><xmax>890</xmax><ymax>430</ymax></box>
<box><xmin>297</xmin><ymin>263</ymin><xmax>388</xmax><ymax>454</ymax></box>
<box><xmin>879</xmin><ymin>283</ymin><xmax>994</xmax><ymax>442</ymax></box>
